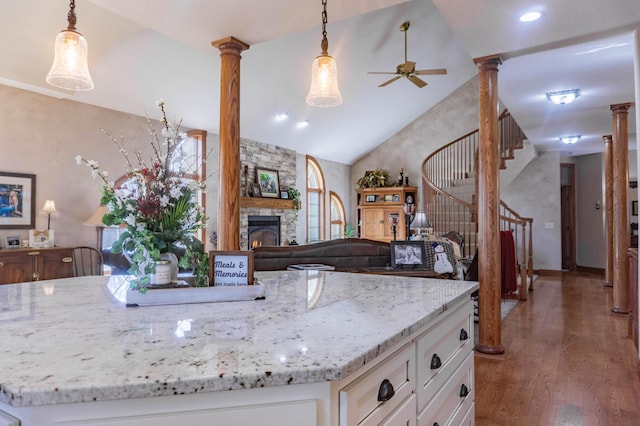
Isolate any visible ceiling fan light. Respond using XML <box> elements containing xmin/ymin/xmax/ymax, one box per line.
<box><xmin>306</xmin><ymin>54</ymin><xmax>342</xmax><ymax>107</ymax></box>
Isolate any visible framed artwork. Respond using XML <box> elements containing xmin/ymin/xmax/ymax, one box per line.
<box><xmin>209</xmin><ymin>250</ymin><xmax>254</xmax><ymax>287</ymax></box>
<box><xmin>633</xmin><ymin>200</ymin><xmax>638</xmax><ymax>216</ymax></box>
<box><xmin>0</xmin><ymin>171</ymin><xmax>36</xmax><ymax>229</ymax></box>
<box><xmin>365</xmin><ymin>195</ymin><xmax>377</xmax><ymax>203</ymax></box>
<box><xmin>29</xmin><ymin>229</ymin><xmax>54</xmax><ymax>248</ymax></box>
<box><xmin>3</xmin><ymin>235</ymin><xmax>21</xmax><ymax>249</ymax></box>
<box><xmin>390</xmin><ymin>240</ymin><xmax>426</xmax><ymax>269</ymax></box>
<box><xmin>250</xmin><ymin>182</ymin><xmax>262</xmax><ymax>198</ymax></box>
<box><xmin>256</xmin><ymin>168</ymin><xmax>280</xmax><ymax>198</ymax></box>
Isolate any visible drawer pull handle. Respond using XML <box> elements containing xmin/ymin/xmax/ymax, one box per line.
<box><xmin>430</xmin><ymin>353</ymin><xmax>442</xmax><ymax>369</ymax></box>
<box><xmin>377</xmin><ymin>379</ymin><xmax>395</xmax><ymax>402</ymax></box>
<box><xmin>459</xmin><ymin>328</ymin><xmax>469</xmax><ymax>341</ymax></box>
<box><xmin>459</xmin><ymin>383</ymin><xmax>469</xmax><ymax>398</ymax></box>
<box><xmin>62</xmin><ymin>257</ymin><xmax>73</xmax><ymax>263</ymax></box>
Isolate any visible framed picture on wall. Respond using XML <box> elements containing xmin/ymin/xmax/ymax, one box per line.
<box><xmin>0</xmin><ymin>171</ymin><xmax>36</xmax><ymax>229</ymax></box>
<box><xmin>256</xmin><ymin>168</ymin><xmax>280</xmax><ymax>198</ymax></box>
<box><xmin>632</xmin><ymin>200</ymin><xmax>638</xmax><ymax>216</ymax></box>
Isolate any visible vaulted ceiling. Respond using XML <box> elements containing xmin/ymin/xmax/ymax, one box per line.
<box><xmin>1</xmin><ymin>0</ymin><xmax>638</xmax><ymax>164</ymax></box>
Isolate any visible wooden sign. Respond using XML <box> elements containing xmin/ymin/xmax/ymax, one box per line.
<box><xmin>209</xmin><ymin>251</ymin><xmax>254</xmax><ymax>286</ymax></box>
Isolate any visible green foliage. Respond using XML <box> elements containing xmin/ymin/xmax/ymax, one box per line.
<box><xmin>357</xmin><ymin>169</ymin><xmax>390</xmax><ymax>189</ymax></box>
<box><xmin>343</xmin><ymin>223</ymin><xmax>357</xmax><ymax>238</ymax></box>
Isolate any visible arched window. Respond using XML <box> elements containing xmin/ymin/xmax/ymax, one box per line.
<box><xmin>306</xmin><ymin>156</ymin><xmax>325</xmax><ymax>243</ymax></box>
<box><xmin>330</xmin><ymin>191</ymin><xmax>346</xmax><ymax>240</ymax></box>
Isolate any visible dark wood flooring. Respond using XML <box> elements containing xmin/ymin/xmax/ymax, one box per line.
<box><xmin>475</xmin><ymin>272</ymin><xmax>640</xmax><ymax>425</ymax></box>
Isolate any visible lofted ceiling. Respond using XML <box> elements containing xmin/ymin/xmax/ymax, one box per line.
<box><xmin>0</xmin><ymin>0</ymin><xmax>638</xmax><ymax>164</ymax></box>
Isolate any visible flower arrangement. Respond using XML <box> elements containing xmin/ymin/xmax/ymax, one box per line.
<box><xmin>77</xmin><ymin>101</ymin><xmax>208</xmax><ymax>291</ymax></box>
<box><xmin>357</xmin><ymin>169</ymin><xmax>390</xmax><ymax>189</ymax></box>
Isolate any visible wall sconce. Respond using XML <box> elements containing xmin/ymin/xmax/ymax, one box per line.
<box><xmin>46</xmin><ymin>0</ymin><xmax>94</xmax><ymax>91</ymax></box>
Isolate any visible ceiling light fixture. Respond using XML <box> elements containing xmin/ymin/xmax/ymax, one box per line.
<box><xmin>297</xmin><ymin>120</ymin><xmax>310</xmax><ymax>128</ymax></box>
<box><xmin>560</xmin><ymin>135</ymin><xmax>581</xmax><ymax>144</ymax></box>
<box><xmin>46</xmin><ymin>0</ymin><xmax>94</xmax><ymax>91</ymax></box>
<box><xmin>275</xmin><ymin>111</ymin><xmax>289</xmax><ymax>121</ymax></box>
<box><xmin>306</xmin><ymin>0</ymin><xmax>342</xmax><ymax>107</ymax></box>
<box><xmin>519</xmin><ymin>11</ymin><xmax>541</xmax><ymax>22</ymax></box>
<box><xmin>546</xmin><ymin>89</ymin><xmax>580</xmax><ymax>105</ymax></box>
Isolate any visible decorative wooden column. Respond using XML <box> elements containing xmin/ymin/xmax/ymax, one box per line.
<box><xmin>211</xmin><ymin>37</ymin><xmax>250</xmax><ymax>251</ymax></box>
<box><xmin>474</xmin><ymin>54</ymin><xmax>504</xmax><ymax>355</ymax></box>
<box><xmin>611</xmin><ymin>103</ymin><xmax>631</xmax><ymax>314</ymax></box>
<box><xmin>603</xmin><ymin>135</ymin><xmax>614</xmax><ymax>288</ymax></box>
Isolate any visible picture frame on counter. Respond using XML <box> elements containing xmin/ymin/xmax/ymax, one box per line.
<box><xmin>3</xmin><ymin>235</ymin><xmax>21</xmax><ymax>249</ymax></box>
<box><xmin>209</xmin><ymin>250</ymin><xmax>255</xmax><ymax>287</ymax></box>
<box><xmin>390</xmin><ymin>240</ymin><xmax>426</xmax><ymax>269</ymax></box>
<box><xmin>29</xmin><ymin>229</ymin><xmax>54</xmax><ymax>248</ymax></box>
<box><xmin>0</xmin><ymin>171</ymin><xmax>36</xmax><ymax>229</ymax></box>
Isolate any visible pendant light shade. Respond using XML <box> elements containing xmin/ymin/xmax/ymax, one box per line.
<box><xmin>306</xmin><ymin>0</ymin><xmax>342</xmax><ymax>107</ymax></box>
<box><xmin>46</xmin><ymin>0</ymin><xmax>94</xmax><ymax>91</ymax></box>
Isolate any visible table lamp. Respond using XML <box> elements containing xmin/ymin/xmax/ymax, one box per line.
<box><xmin>410</xmin><ymin>212</ymin><xmax>430</xmax><ymax>239</ymax></box>
<box><xmin>42</xmin><ymin>200</ymin><xmax>57</xmax><ymax>230</ymax></box>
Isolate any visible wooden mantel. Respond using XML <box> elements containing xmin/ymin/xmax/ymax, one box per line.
<box><xmin>240</xmin><ymin>197</ymin><xmax>295</xmax><ymax>209</ymax></box>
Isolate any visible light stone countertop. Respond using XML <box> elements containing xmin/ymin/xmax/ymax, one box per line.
<box><xmin>0</xmin><ymin>271</ymin><xmax>477</xmax><ymax>407</ymax></box>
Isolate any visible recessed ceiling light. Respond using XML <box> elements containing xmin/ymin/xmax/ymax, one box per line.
<box><xmin>275</xmin><ymin>111</ymin><xmax>289</xmax><ymax>121</ymax></box>
<box><xmin>560</xmin><ymin>135</ymin><xmax>581</xmax><ymax>144</ymax></box>
<box><xmin>546</xmin><ymin>89</ymin><xmax>580</xmax><ymax>105</ymax></box>
<box><xmin>296</xmin><ymin>120</ymin><xmax>309</xmax><ymax>129</ymax></box>
<box><xmin>520</xmin><ymin>11</ymin><xmax>541</xmax><ymax>22</ymax></box>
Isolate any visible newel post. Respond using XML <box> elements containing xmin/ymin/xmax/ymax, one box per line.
<box><xmin>211</xmin><ymin>37</ymin><xmax>250</xmax><ymax>251</ymax></box>
<box><xmin>474</xmin><ymin>54</ymin><xmax>504</xmax><ymax>355</ymax></box>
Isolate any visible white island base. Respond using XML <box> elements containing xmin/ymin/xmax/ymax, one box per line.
<box><xmin>0</xmin><ymin>272</ymin><xmax>477</xmax><ymax>425</ymax></box>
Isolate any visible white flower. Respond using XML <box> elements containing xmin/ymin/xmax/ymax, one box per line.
<box><xmin>156</xmin><ymin>99</ymin><xmax>165</xmax><ymax>107</ymax></box>
<box><xmin>125</xmin><ymin>214</ymin><xmax>136</xmax><ymax>226</ymax></box>
<box><xmin>160</xmin><ymin>195</ymin><xmax>169</xmax><ymax>206</ymax></box>
<box><xmin>75</xmin><ymin>155</ymin><xmax>82</xmax><ymax>165</ymax></box>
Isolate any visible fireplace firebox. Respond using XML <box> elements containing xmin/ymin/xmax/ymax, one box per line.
<box><xmin>248</xmin><ymin>215</ymin><xmax>280</xmax><ymax>249</ymax></box>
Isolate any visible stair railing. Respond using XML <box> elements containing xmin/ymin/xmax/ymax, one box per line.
<box><xmin>422</xmin><ymin>110</ymin><xmax>534</xmax><ymax>294</ymax></box>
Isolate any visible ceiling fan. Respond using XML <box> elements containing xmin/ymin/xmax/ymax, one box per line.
<box><xmin>368</xmin><ymin>21</ymin><xmax>447</xmax><ymax>88</ymax></box>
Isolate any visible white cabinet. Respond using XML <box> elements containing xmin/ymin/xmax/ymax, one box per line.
<box><xmin>338</xmin><ymin>299</ymin><xmax>475</xmax><ymax>425</ymax></box>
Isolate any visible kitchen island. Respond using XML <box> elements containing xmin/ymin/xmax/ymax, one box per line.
<box><xmin>0</xmin><ymin>270</ymin><xmax>478</xmax><ymax>425</ymax></box>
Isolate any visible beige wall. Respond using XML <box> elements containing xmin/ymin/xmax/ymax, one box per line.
<box><xmin>0</xmin><ymin>85</ymin><xmax>159</xmax><ymax>248</ymax></box>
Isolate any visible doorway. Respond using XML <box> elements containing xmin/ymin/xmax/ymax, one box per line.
<box><xmin>560</xmin><ymin>163</ymin><xmax>576</xmax><ymax>271</ymax></box>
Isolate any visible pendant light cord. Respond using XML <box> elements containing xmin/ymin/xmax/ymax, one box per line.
<box><xmin>320</xmin><ymin>0</ymin><xmax>329</xmax><ymax>55</ymax></box>
<box><xmin>67</xmin><ymin>0</ymin><xmax>77</xmax><ymax>31</ymax></box>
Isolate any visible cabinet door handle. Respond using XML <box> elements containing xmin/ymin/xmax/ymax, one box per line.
<box><xmin>377</xmin><ymin>378</ymin><xmax>395</xmax><ymax>402</ymax></box>
<box><xmin>459</xmin><ymin>383</ymin><xmax>469</xmax><ymax>398</ymax></box>
<box><xmin>28</xmin><ymin>251</ymin><xmax>40</xmax><ymax>256</ymax></box>
<box><xmin>62</xmin><ymin>257</ymin><xmax>73</xmax><ymax>263</ymax></box>
<box><xmin>459</xmin><ymin>328</ymin><xmax>469</xmax><ymax>341</ymax></box>
<box><xmin>430</xmin><ymin>353</ymin><xmax>442</xmax><ymax>369</ymax></box>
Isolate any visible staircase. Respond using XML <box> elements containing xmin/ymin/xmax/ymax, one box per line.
<box><xmin>422</xmin><ymin>110</ymin><xmax>534</xmax><ymax>297</ymax></box>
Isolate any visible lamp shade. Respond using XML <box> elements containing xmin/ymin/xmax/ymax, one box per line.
<box><xmin>306</xmin><ymin>54</ymin><xmax>343</xmax><ymax>107</ymax></box>
<box><xmin>84</xmin><ymin>205</ymin><xmax>109</xmax><ymax>226</ymax></box>
<box><xmin>46</xmin><ymin>29</ymin><xmax>94</xmax><ymax>91</ymax></box>
<box><xmin>410</xmin><ymin>212</ymin><xmax>430</xmax><ymax>229</ymax></box>
<box><xmin>42</xmin><ymin>200</ymin><xmax>57</xmax><ymax>215</ymax></box>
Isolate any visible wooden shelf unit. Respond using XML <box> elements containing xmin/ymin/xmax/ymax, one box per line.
<box><xmin>356</xmin><ymin>186</ymin><xmax>417</xmax><ymax>242</ymax></box>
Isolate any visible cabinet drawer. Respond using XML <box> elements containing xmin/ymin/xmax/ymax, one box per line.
<box><xmin>340</xmin><ymin>344</ymin><xmax>415</xmax><ymax>425</ymax></box>
<box><xmin>416</xmin><ymin>301</ymin><xmax>473</xmax><ymax>411</ymax></box>
<box><xmin>417</xmin><ymin>352</ymin><xmax>473</xmax><ymax>426</ymax></box>
<box><xmin>380</xmin><ymin>394</ymin><xmax>415</xmax><ymax>426</ymax></box>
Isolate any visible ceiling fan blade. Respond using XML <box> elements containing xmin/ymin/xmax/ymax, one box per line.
<box><xmin>368</xmin><ymin>71</ymin><xmax>399</xmax><ymax>75</ymax></box>
<box><xmin>414</xmin><ymin>68</ymin><xmax>447</xmax><ymax>76</ymax></box>
<box><xmin>379</xmin><ymin>76</ymin><xmax>402</xmax><ymax>87</ymax></box>
<box><xmin>408</xmin><ymin>75</ymin><xmax>427</xmax><ymax>88</ymax></box>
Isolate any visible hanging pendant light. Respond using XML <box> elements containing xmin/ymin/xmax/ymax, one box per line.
<box><xmin>46</xmin><ymin>0</ymin><xmax>94</xmax><ymax>91</ymax></box>
<box><xmin>306</xmin><ymin>0</ymin><xmax>342</xmax><ymax>107</ymax></box>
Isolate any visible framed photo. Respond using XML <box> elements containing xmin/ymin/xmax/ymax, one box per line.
<box><xmin>365</xmin><ymin>195</ymin><xmax>377</xmax><ymax>203</ymax></box>
<box><xmin>391</xmin><ymin>240</ymin><xmax>426</xmax><ymax>269</ymax></box>
<box><xmin>3</xmin><ymin>235</ymin><xmax>21</xmax><ymax>249</ymax></box>
<box><xmin>384</xmin><ymin>194</ymin><xmax>393</xmax><ymax>202</ymax></box>
<box><xmin>280</xmin><ymin>191</ymin><xmax>289</xmax><ymax>199</ymax></box>
<box><xmin>0</xmin><ymin>171</ymin><xmax>36</xmax><ymax>229</ymax></box>
<box><xmin>209</xmin><ymin>250</ymin><xmax>254</xmax><ymax>287</ymax></box>
<box><xmin>256</xmin><ymin>168</ymin><xmax>280</xmax><ymax>198</ymax></box>
<box><xmin>250</xmin><ymin>182</ymin><xmax>262</xmax><ymax>198</ymax></box>
<box><xmin>633</xmin><ymin>200</ymin><xmax>638</xmax><ymax>216</ymax></box>
<box><xmin>29</xmin><ymin>229</ymin><xmax>54</xmax><ymax>248</ymax></box>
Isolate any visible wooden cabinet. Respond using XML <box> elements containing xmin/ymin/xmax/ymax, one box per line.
<box><xmin>357</xmin><ymin>186</ymin><xmax>417</xmax><ymax>242</ymax></box>
<box><xmin>0</xmin><ymin>247</ymin><xmax>74</xmax><ymax>284</ymax></box>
